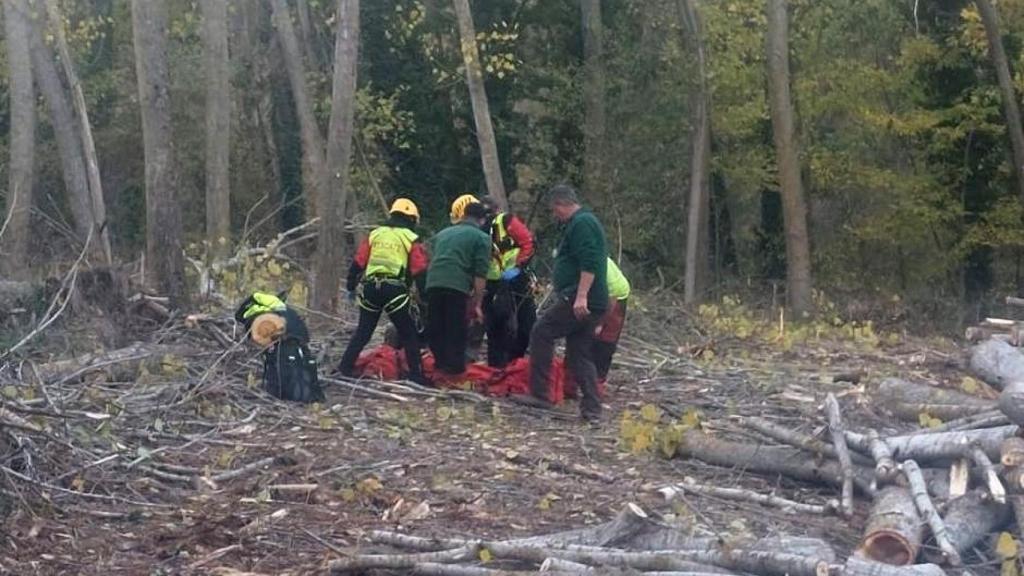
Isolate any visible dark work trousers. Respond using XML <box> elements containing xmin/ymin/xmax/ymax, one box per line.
<box><xmin>427</xmin><ymin>287</ymin><xmax>471</xmax><ymax>375</ymax></box>
<box><xmin>529</xmin><ymin>296</ymin><xmax>601</xmax><ymax>417</ymax></box>
<box><xmin>593</xmin><ymin>298</ymin><xmax>628</xmax><ymax>380</ymax></box>
<box><xmin>483</xmin><ymin>275</ymin><xmax>536</xmax><ymax>368</ymax></box>
<box><xmin>337</xmin><ymin>279</ymin><xmax>423</xmax><ymax>381</ymax></box>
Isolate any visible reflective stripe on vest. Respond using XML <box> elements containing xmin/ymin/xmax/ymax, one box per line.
<box><xmin>243</xmin><ymin>291</ymin><xmax>287</xmax><ymax>319</ymax></box>
<box><xmin>487</xmin><ymin>213</ymin><xmax>521</xmax><ymax>280</ymax></box>
<box><xmin>606</xmin><ymin>258</ymin><xmax>631</xmax><ymax>301</ymax></box>
<box><xmin>365</xmin><ymin>226</ymin><xmax>418</xmax><ymax>279</ymax></box>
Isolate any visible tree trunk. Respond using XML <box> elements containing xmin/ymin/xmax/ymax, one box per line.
<box><xmin>679</xmin><ymin>0</ymin><xmax>711</xmax><ymax>305</ymax></box>
<box><xmin>1</xmin><ymin>0</ymin><xmax>35</xmax><ymax>280</ymax></box>
<box><xmin>846</xmin><ymin>426</ymin><xmax>1017</xmax><ymax>463</ymax></box>
<box><xmin>313</xmin><ymin>0</ymin><xmax>360</xmax><ymax>313</ymax></box>
<box><xmin>764</xmin><ymin>0</ymin><xmax>812</xmax><ymax>315</ymax></box>
<box><xmin>843</xmin><ymin>558</ymin><xmax>945</xmax><ymax>576</ymax></box>
<box><xmin>296</xmin><ymin>0</ymin><xmax>319</xmax><ymax>68</ymax></box>
<box><xmin>131</xmin><ymin>0</ymin><xmax>188</xmax><ymax>305</ymax></box>
<box><xmin>452</xmin><ymin>0</ymin><xmax>508</xmax><ymax>210</ymax></box>
<box><xmin>43</xmin><ymin>0</ymin><xmax>112</xmax><ymax>264</ymax></box>
<box><xmin>20</xmin><ymin>0</ymin><xmax>99</xmax><ymax>256</ymax></box>
<box><xmin>270</xmin><ymin>0</ymin><xmax>328</xmax><ymax>220</ymax></box>
<box><xmin>976</xmin><ymin>0</ymin><xmax>1024</xmax><ymax>205</ymax></box>
<box><xmin>580</xmin><ymin>0</ymin><xmax>606</xmax><ymax>204</ymax></box>
<box><xmin>201</xmin><ymin>0</ymin><xmax>232</xmax><ymax>258</ymax></box>
<box><xmin>929</xmin><ymin>490</ymin><xmax>1011</xmax><ymax>561</ymax></box>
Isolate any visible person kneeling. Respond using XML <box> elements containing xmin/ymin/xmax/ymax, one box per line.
<box><xmin>235</xmin><ymin>291</ymin><xmax>324</xmax><ymax>403</ymax></box>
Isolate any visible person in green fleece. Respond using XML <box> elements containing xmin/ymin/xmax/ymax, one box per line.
<box><xmin>526</xmin><ymin>184</ymin><xmax>608</xmax><ymax>422</ymax></box>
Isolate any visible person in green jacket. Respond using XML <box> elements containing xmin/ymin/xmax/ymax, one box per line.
<box><xmin>594</xmin><ymin>257</ymin><xmax>630</xmax><ymax>381</ymax></box>
<box><xmin>527</xmin><ymin>184</ymin><xmax>608</xmax><ymax>422</ymax></box>
<box><xmin>426</xmin><ymin>201</ymin><xmax>491</xmax><ymax>375</ymax></box>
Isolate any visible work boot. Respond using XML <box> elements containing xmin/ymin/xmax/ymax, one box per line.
<box><xmin>581</xmin><ymin>410</ymin><xmax>603</xmax><ymax>428</ymax></box>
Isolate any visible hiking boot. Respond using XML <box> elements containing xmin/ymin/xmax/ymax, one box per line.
<box><xmin>581</xmin><ymin>410</ymin><xmax>603</xmax><ymax>427</ymax></box>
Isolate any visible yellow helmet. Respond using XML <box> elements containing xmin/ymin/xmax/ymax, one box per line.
<box><xmin>450</xmin><ymin>194</ymin><xmax>479</xmax><ymax>222</ymax></box>
<box><xmin>389</xmin><ymin>198</ymin><xmax>420</xmax><ymax>222</ymax></box>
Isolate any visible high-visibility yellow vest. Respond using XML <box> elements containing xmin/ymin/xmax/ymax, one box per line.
<box><xmin>607</xmin><ymin>258</ymin><xmax>630</xmax><ymax>301</ymax></box>
<box><xmin>487</xmin><ymin>213</ymin><xmax>521</xmax><ymax>280</ymax></box>
<box><xmin>242</xmin><ymin>291</ymin><xmax>287</xmax><ymax>319</ymax></box>
<box><xmin>365</xmin><ymin>226</ymin><xmax>418</xmax><ymax>279</ymax></box>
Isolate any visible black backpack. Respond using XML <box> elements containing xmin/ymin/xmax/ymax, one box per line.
<box><xmin>263</xmin><ymin>337</ymin><xmax>325</xmax><ymax>403</ymax></box>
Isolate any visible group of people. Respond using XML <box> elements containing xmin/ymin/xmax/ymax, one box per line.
<box><xmin>335</xmin><ymin>184</ymin><xmax>630</xmax><ymax>422</ymax></box>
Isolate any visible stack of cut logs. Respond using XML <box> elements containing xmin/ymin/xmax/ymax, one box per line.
<box><xmin>338</xmin><ymin>337</ymin><xmax>1024</xmax><ymax>575</ymax></box>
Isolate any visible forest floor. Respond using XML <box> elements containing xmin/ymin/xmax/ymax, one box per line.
<box><xmin>0</xmin><ymin>295</ymin><xmax>973</xmax><ymax>575</ymax></box>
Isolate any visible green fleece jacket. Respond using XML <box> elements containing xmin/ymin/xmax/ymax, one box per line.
<box><xmin>426</xmin><ymin>221</ymin><xmax>491</xmax><ymax>294</ymax></box>
<box><xmin>553</xmin><ymin>208</ymin><xmax>608</xmax><ymax>314</ymax></box>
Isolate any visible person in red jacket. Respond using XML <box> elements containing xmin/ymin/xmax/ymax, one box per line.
<box><xmin>480</xmin><ymin>196</ymin><xmax>537</xmax><ymax>368</ymax></box>
<box><xmin>336</xmin><ymin>199</ymin><xmax>430</xmax><ymax>386</ymax></box>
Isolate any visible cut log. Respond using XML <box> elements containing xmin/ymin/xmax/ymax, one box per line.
<box><xmin>1003</xmin><ymin>467</ymin><xmax>1024</xmax><ymax>492</ymax></box>
<box><xmin>1002</xmin><ymin>437</ymin><xmax>1024</xmax><ymax>468</ymax></box>
<box><xmin>509</xmin><ymin>503</ymin><xmax>662</xmax><ymax>549</ymax></box>
<box><xmin>842</xmin><ymin>557</ymin><xmax>945</xmax><ymax>576</ymax></box>
<box><xmin>968</xmin><ymin>444</ymin><xmax>1006</xmax><ymax>503</ymax></box>
<box><xmin>871</xmin><ymin>378</ymin><xmax>994</xmax><ymax>421</ymax></box>
<box><xmin>540</xmin><ymin>557</ymin><xmax>733</xmax><ymax>575</ymax></box>
<box><xmin>866</xmin><ymin>430</ymin><xmax>897</xmax><ymax>484</ymax></box>
<box><xmin>825</xmin><ymin>394</ymin><xmax>855</xmax><ymax>518</ymax></box>
<box><xmin>901</xmin><ymin>460</ymin><xmax>960</xmax><ymax>566</ymax></box>
<box><xmin>413</xmin><ymin>563</ymin><xmax>565</xmax><ymax>576</ymax></box>
<box><xmin>999</xmin><ymin>381</ymin><xmax>1024</xmax><ymax>427</ymax></box>
<box><xmin>928</xmin><ymin>490</ymin><xmax>1011</xmax><ymax>562</ymax></box>
<box><xmin>1010</xmin><ymin>495</ymin><xmax>1024</xmax><ymax>543</ymax></box>
<box><xmin>860</xmin><ymin>487</ymin><xmax>924</xmax><ymax>566</ymax></box>
<box><xmin>676</xmin><ymin>432</ymin><xmax>875</xmax><ymax>495</ymax></box>
<box><xmin>661</xmin><ymin>482</ymin><xmax>838</xmax><ymax>516</ymax></box>
<box><xmin>744</xmin><ymin>417</ymin><xmax>871</xmax><ymax>466</ymax></box>
<box><xmin>948</xmin><ymin>459</ymin><xmax>969</xmax><ymax>499</ymax></box>
<box><xmin>970</xmin><ymin>339</ymin><xmax>1024</xmax><ymax>391</ymax></box>
<box><xmin>846</xmin><ymin>426</ymin><xmax>1017</xmax><ymax>463</ymax></box>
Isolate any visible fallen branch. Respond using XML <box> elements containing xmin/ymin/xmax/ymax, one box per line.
<box><xmin>925</xmin><ymin>409</ymin><xmax>1008</xmax><ymax>433</ymax></box>
<box><xmin>825</xmin><ymin>394</ymin><xmax>854</xmax><ymax>518</ymax></box>
<box><xmin>743</xmin><ymin>416</ymin><xmax>871</xmax><ymax>466</ymax></box>
<box><xmin>320</xmin><ymin>376</ymin><xmax>412</xmax><ymax>402</ymax></box>
<box><xmin>660</xmin><ymin>481</ymin><xmax>837</xmax><ymax>515</ymax></box>
<box><xmin>846</xmin><ymin>426</ymin><xmax>1016</xmax><ymax>463</ymax></box>
<box><xmin>968</xmin><ymin>443</ymin><xmax>1006</xmax><ymax>503</ymax></box>
<box><xmin>866</xmin><ymin>430</ymin><xmax>896</xmax><ymax>484</ymax></box>
<box><xmin>860</xmin><ymin>486</ymin><xmax>923</xmax><ymax>566</ymax></box>
<box><xmin>900</xmin><ymin>460</ymin><xmax>960</xmax><ymax>566</ymax></box>
<box><xmin>871</xmin><ymin>378</ymin><xmax>993</xmax><ymax>421</ymax></box>
<box><xmin>505</xmin><ymin>452</ymin><xmax>615</xmax><ymax>484</ymax></box>
<box><xmin>209</xmin><ymin>457</ymin><xmax>276</xmax><ymax>483</ymax></box>
<box><xmin>329</xmin><ymin>544</ymin><xmax>478</xmax><ymax>573</ymax></box>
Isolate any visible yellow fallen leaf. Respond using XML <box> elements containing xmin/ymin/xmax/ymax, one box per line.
<box><xmin>997</xmin><ymin>532</ymin><xmax>1019</xmax><ymax>559</ymax></box>
<box><xmin>479</xmin><ymin>548</ymin><xmax>492</xmax><ymax>563</ymax></box>
<box><xmin>961</xmin><ymin>376</ymin><xmax>981</xmax><ymax>395</ymax></box>
<box><xmin>640</xmin><ymin>403</ymin><xmax>660</xmax><ymax>423</ymax></box>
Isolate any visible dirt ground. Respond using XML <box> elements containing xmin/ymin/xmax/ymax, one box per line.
<box><xmin>0</xmin><ymin>298</ymin><xmax>977</xmax><ymax>575</ymax></box>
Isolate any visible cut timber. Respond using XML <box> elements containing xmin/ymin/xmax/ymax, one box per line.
<box><xmin>675</xmin><ymin>431</ymin><xmax>875</xmax><ymax>495</ymax></box>
<box><xmin>867</xmin><ymin>430</ymin><xmax>897</xmax><ymax>483</ymax></box>
<box><xmin>999</xmin><ymin>381</ymin><xmax>1024</xmax><ymax>426</ymax></box>
<box><xmin>846</xmin><ymin>426</ymin><xmax>1016</xmax><ymax>463</ymax></box>
<box><xmin>825</xmin><ymin>394</ymin><xmax>855</xmax><ymax>517</ymax></box>
<box><xmin>744</xmin><ymin>416</ymin><xmax>872</xmax><ymax>466</ymax></box>
<box><xmin>661</xmin><ymin>482</ymin><xmax>838</xmax><ymax>516</ymax></box>
<box><xmin>968</xmin><ymin>443</ymin><xmax>1006</xmax><ymax>503</ymax></box>
<box><xmin>842</xmin><ymin>557</ymin><xmax>945</xmax><ymax>576</ymax></box>
<box><xmin>1011</xmin><ymin>496</ymin><xmax>1024</xmax><ymax>542</ymax></box>
<box><xmin>1003</xmin><ymin>467</ymin><xmax>1024</xmax><ymax>492</ymax></box>
<box><xmin>948</xmin><ymin>459</ymin><xmax>969</xmax><ymax>499</ymax></box>
<box><xmin>1001</xmin><ymin>436</ymin><xmax>1024</xmax><ymax>467</ymax></box>
<box><xmin>901</xmin><ymin>460</ymin><xmax>960</xmax><ymax>566</ymax></box>
<box><xmin>928</xmin><ymin>490</ymin><xmax>1010</xmax><ymax>562</ymax></box>
<box><xmin>860</xmin><ymin>487</ymin><xmax>924</xmax><ymax>566</ymax></box>
<box><xmin>872</xmin><ymin>378</ymin><xmax>994</xmax><ymax>421</ymax></box>
<box><xmin>970</xmin><ymin>339</ymin><xmax>1024</xmax><ymax>390</ymax></box>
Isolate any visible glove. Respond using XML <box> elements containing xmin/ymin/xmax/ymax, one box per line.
<box><xmin>501</xmin><ymin>267</ymin><xmax>521</xmax><ymax>282</ymax></box>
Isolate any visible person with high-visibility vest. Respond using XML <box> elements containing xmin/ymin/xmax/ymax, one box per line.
<box><xmin>479</xmin><ymin>196</ymin><xmax>536</xmax><ymax>368</ymax></box>
<box><xmin>594</xmin><ymin>257</ymin><xmax>630</xmax><ymax>381</ymax></box>
<box><xmin>336</xmin><ymin>198</ymin><xmax>430</xmax><ymax>386</ymax></box>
